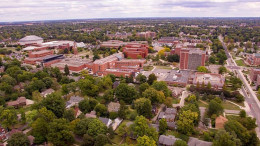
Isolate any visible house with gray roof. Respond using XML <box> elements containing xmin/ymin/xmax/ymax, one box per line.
<box><xmin>99</xmin><ymin>117</ymin><xmax>113</xmax><ymax>127</ymax></box>
<box><xmin>188</xmin><ymin>137</ymin><xmax>212</xmax><ymax>146</ymax></box>
<box><xmin>158</xmin><ymin>135</ymin><xmax>179</xmax><ymax>146</ymax></box>
<box><xmin>66</xmin><ymin>96</ymin><xmax>84</xmax><ymax>109</ymax></box>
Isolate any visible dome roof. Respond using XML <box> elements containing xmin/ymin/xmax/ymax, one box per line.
<box><xmin>19</xmin><ymin>35</ymin><xmax>43</xmax><ymax>42</ymax></box>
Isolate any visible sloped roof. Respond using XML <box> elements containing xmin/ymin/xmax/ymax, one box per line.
<box><xmin>19</xmin><ymin>35</ymin><xmax>43</xmax><ymax>42</ymax></box>
<box><xmin>188</xmin><ymin>137</ymin><xmax>212</xmax><ymax>146</ymax></box>
<box><xmin>159</xmin><ymin>135</ymin><xmax>178</xmax><ymax>146</ymax></box>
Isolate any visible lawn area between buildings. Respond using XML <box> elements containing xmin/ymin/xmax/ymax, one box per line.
<box><xmin>155</xmin><ymin>66</ymin><xmax>172</xmax><ymax>70</ymax></box>
<box><xmin>235</xmin><ymin>59</ymin><xmax>245</xmax><ymax>66</ymax></box>
<box><xmin>198</xmin><ymin>100</ymin><xmax>242</xmax><ymax>110</ymax></box>
<box><xmin>143</xmin><ymin>65</ymin><xmax>154</xmax><ymax>71</ymax></box>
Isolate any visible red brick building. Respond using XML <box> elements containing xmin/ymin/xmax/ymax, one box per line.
<box><xmin>249</xmin><ymin>68</ymin><xmax>260</xmax><ymax>82</ymax></box>
<box><xmin>123</xmin><ymin>43</ymin><xmax>148</xmax><ymax>59</ymax></box>
<box><xmin>24</xmin><ymin>50</ymin><xmax>54</xmax><ymax>65</ymax></box>
<box><xmin>136</xmin><ymin>31</ymin><xmax>156</xmax><ymax>39</ymax></box>
<box><xmin>179</xmin><ymin>49</ymin><xmax>207</xmax><ymax>70</ymax></box>
<box><xmin>92</xmin><ymin>53</ymin><xmax>146</xmax><ymax>77</ymax></box>
<box><xmin>246</xmin><ymin>53</ymin><xmax>260</xmax><ymax>66</ymax></box>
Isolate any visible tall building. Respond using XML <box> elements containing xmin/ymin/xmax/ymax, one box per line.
<box><xmin>123</xmin><ymin>43</ymin><xmax>148</xmax><ymax>59</ymax></box>
<box><xmin>180</xmin><ymin>49</ymin><xmax>207</xmax><ymax>70</ymax></box>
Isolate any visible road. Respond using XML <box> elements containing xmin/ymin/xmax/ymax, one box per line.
<box><xmin>219</xmin><ymin>35</ymin><xmax>260</xmax><ymax>138</ymax></box>
<box><xmin>172</xmin><ymin>91</ymin><xmax>189</xmax><ymax>108</ymax></box>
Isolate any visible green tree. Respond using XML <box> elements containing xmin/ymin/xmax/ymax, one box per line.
<box><xmin>78</xmin><ymin>79</ymin><xmax>99</xmax><ymax>97</ymax></box>
<box><xmin>94</xmin><ymin>134</ymin><xmax>110</xmax><ymax>146</ymax></box>
<box><xmin>42</xmin><ymin>77</ymin><xmax>53</xmax><ymax>89</ymax></box>
<box><xmin>32</xmin><ymin>118</ymin><xmax>48</xmax><ymax>144</ymax></box>
<box><xmin>174</xmin><ymin>140</ymin><xmax>188</xmax><ymax>146</ymax></box>
<box><xmin>118</xmin><ymin>101</ymin><xmax>127</xmax><ymax>119</ymax></box>
<box><xmin>7</xmin><ymin>132</ymin><xmax>30</xmax><ymax>146</ymax></box>
<box><xmin>143</xmin><ymin>87</ymin><xmax>165</xmax><ymax>104</ymax></box>
<box><xmin>130</xmin><ymin>116</ymin><xmax>158</xmax><ymax>141</ymax></box>
<box><xmin>224</xmin><ymin>120</ymin><xmax>250</xmax><ymax>145</ymax></box>
<box><xmin>147</xmin><ymin>73</ymin><xmax>157</xmax><ymax>85</ymax></box>
<box><xmin>115</xmin><ymin>83</ymin><xmax>138</xmax><ymax>104</ymax></box>
<box><xmin>208</xmin><ymin>99</ymin><xmax>223</xmax><ymax>116</ymax></box>
<box><xmin>151</xmin><ymin>81</ymin><xmax>171</xmax><ymax>97</ymax></box>
<box><xmin>87</xmin><ymin>118</ymin><xmax>107</xmax><ymax>137</ymax></box>
<box><xmin>134</xmin><ymin>98</ymin><xmax>152</xmax><ymax>119</ymax></box>
<box><xmin>81</xmin><ymin>134</ymin><xmax>95</xmax><ymax>146</ymax></box>
<box><xmin>177</xmin><ymin>110</ymin><xmax>198</xmax><ymax>135</ymax></box>
<box><xmin>47</xmin><ymin>118</ymin><xmax>75</xmax><ymax>146</ymax></box>
<box><xmin>94</xmin><ymin>104</ymin><xmax>108</xmax><ymax>117</ymax></box>
<box><xmin>136</xmin><ymin>74</ymin><xmax>147</xmax><ymax>84</ymax></box>
<box><xmin>63</xmin><ymin>109</ymin><xmax>75</xmax><ymax>122</ymax></box>
<box><xmin>197</xmin><ymin>66</ymin><xmax>208</xmax><ymax>73</ymax></box>
<box><xmin>139</xmin><ymin>82</ymin><xmax>150</xmax><ymax>95</ymax></box>
<box><xmin>64</xmin><ymin>64</ymin><xmax>70</xmax><ymax>76</ymax></box>
<box><xmin>74</xmin><ymin>118</ymin><xmax>92</xmax><ymax>136</ymax></box>
<box><xmin>219</xmin><ymin>66</ymin><xmax>227</xmax><ymax>74</ymax></box>
<box><xmin>159</xmin><ymin>118</ymin><xmax>167</xmax><ymax>134</ymax></box>
<box><xmin>0</xmin><ymin>108</ymin><xmax>18</xmax><ymax>129</ymax></box>
<box><xmin>213</xmin><ymin>130</ymin><xmax>241</xmax><ymax>146</ymax></box>
<box><xmin>137</xmin><ymin>135</ymin><xmax>156</xmax><ymax>146</ymax></box>
<box><xmin>41</xmin><ymin>93</ymin><xmax>66</xmax><ymax>118</ymax></box>
<box><xmin>79</xmin><ymin>99</ymin><xmax>91</xmax><ymax>114</ymax></box>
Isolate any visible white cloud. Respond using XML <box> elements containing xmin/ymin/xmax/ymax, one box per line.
<box><xmin>0</xmin><ymin>0</ymin><xmax>259</xmax><ymax>22</ymax></box>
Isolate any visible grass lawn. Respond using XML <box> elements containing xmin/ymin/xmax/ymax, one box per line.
<box><xmin>172</xmin><ymin>98</ymin><xmax>180</xmax><ymax>104</ymax></box>
<box><xmin>143</xmin><ymin>66</ymin><xmax>154</xmax><ymax>71</ymax></box>
<box><xmin>111</xmin><ymin>135</ymin><xmax>123</xmax><ymax>144</ymax></box>
<box><xmin>222</xmin><ymin>101</ymin><xmax>241</xmax><ymax>110</ymax></box>
<box><xmin>198</xmin><ymin>100</ymin><xmax>208</xmax><ymax>107</ymax></box>
<box><xmin>235</xmin><ymin>59</ymin><xmax>245</xmax><ymax>66</ymax></box>
<box><xmin>155</xmin><ymin>66</ymin><xmax>172</xmax><ymax>70</ymax></box>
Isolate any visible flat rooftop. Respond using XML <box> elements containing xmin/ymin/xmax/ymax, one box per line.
<box><xmin>94</xmin><ymin>52</ymin><xmax>123</xmax><ymax>64</ymax></box>
<box><xmin>30</xmin><ymin>50</ymin><xmax>52</xmax><ymax>55</ymax></box>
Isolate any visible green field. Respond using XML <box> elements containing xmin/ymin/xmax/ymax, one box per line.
<box><xmin>235</xmin><ymin>59</ymin><xmax>245</xmax><ymax>66</ymax></box>
<box><xmin>143</xmin><ymin>66</ymin><xmax>154</xmax><ymax>71</ymax></box>
<box><xmin>155</xmin><ymin>66</ymin><xmax>172</xmax><ymax>70</ymax></box>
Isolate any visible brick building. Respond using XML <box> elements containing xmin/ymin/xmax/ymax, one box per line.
<box><xmin>123</xmin><ymin>43</ymin><xmax>148</xmax><ymax>59</ymax></box>
<box><xmin>249</xmin><ymin>68</ymin><xmax>260</xmax><ymax>82</ymax></box>
<box><xmin>193</xmin><ymin>72</ymin><xmax>225</xmax><ymax>89</ymax></box>
<box><xmin>136</xmin><ymin>31</ymin><xmax>156</xmax><ymax>39</ymax></box>
<box><xmin>24</xmin><ymin>50</ymin><xmax>54</xmax><ymax>65</ymax></box>
<box><xmin>91</xmin><ymin>53</ymin><xmax>146</xmax><ymax>77</ymax></box>
<box><xmin>179</xmin><ymin>49</ymin><xmax>207</xmax><ymax>70</ymax></box>
<box><xmin>246</xmin><ymin>53</ymin><xmax>260</xmax><ymax>66</ymax></box>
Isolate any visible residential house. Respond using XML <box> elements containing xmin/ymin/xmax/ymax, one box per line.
<box><xmin>66</xmin><ymin>96</ymin><xmax>84</xmax><ymax>109</ymax></box>
<box><xmin>158</xmin><ymin>135</ymin><xmax>179</xmax><ymax>146</ymax></box>
<box><xmin>0</xmin><ymin>125</ymin><xmax>7</xmax><ymax>142</ymax></box>
<box><xmin>107</xmin><ymin>102</ymin><xmax>120</xmax><ymax>112</ymax></box>
<box><xmin>171</xmin><ymin>87</ymin><xmax>185</xmax><ymax>98</ymax></box>
<box><xmin>99</xmin><ymin>117</ymin><xmax>113</xmax><ymax>127</ymax></box>
<box><xmin>7</xmin><ymin>97</ymin><xmax>26</xmax><ymax>108</ymax></box>
<box><xmin>40</xmin><ymin>88</ymin><xmax>55</xmax><ymax>98</ymax></box>
<box><xmin>85</xmin><ymin>111</ymin><xmax>97</xmax><ymax>118</ymax></box>
<box><xmin>188</xmin><ymin>137</ymin><xmax>212</xmax><ymax>146</ymax></box>
<box><xmin>158</xmin><ymin>108</ymin><xmax>177</xmax><ymax>129</ymax></box>
<box><xmin>215</xmin><ymin>115</ymin><xmax>228</xmax><ymax>129</ymax></box>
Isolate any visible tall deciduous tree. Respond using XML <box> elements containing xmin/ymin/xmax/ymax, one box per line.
<box><xmin>134</xmin><ymin>98</ymin><xmax>152</xmax><ymax>119</ymax></box>
<box><xmin>7</xmin><ymin>133</ymin><xmax>30</xmax><ymax>146</ymax></box>
<box><xmin>137</xmin><ymin>135</ymin><xmax>156</xmax><ymax>146</ymax></box>
<box><xmin>64</xmin><ymin>64</ymin><xmax>70</xmax><ymax>76</ymax></box>
<box><xmin>115</xmin><ymin>83</ymin><xmax>138</xmax><ymax>104</ymax></box>
<box><xmin>159</xmin><ymin>118</ymin><xmax>167</xmax><ymax>134</ymax></box>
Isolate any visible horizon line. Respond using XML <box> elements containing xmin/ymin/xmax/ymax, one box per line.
<box><xmin>1</xmin><ymin>16</ymin><xmax>260</xmax><ymax>24</ymax></box>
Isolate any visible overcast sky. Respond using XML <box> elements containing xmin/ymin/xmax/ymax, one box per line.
<box><xmin>0</xmin><ymin>0</ymin><xmax>259</xmax><ymax>22</ymax></box>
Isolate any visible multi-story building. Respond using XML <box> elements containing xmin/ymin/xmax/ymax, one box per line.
<box><xmin>136</xmin><ymin>31</ymin><xmax>156</xmax><ymax>39</ymax></box>
<box><xmin>179</xmin><ymin>49</ymin><xmax>207</xmax><ymax>70</ymax></box>
<box><xmin>24</xmin><ymin>50</ymin><xmax>54</xmax><ymax>65</ymax></box>
<box><xmin>91</xmin><ymin>53</ymin><xmax>146</xmax><ymax>77</ymax></box>
<box><xmin>123</xmin><ymin>43</ymin><xmax>148</xmax><ymax>59</ymax></box>
<box><xmin>100</xmin><ymin>40</ymin><xmax>124</xmax><ymax>48</ymax></box>
<box><xmin>249</xmin><ymin>68</ymin><xmax>260</xmax><ymax>82</ymax></box>
<box><xmin>246</xmin><ymin>53</ymin><xmax>260</xmax><ymax>66</ymax></box>
<box><xmin>192</xmin><ymin>72</ymin><xmax>225</xmax><ymax>89</ymax></box>
<box><xmin>18</xmin><ymin>35</ymin><xmax>43</xmax><ymax>46</ymax></box>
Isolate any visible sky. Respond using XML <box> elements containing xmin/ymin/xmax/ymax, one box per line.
<box><xmin>0</xmin><ymin>0</ymin><xmax>259</xmax><ymax>22</ymax></box>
